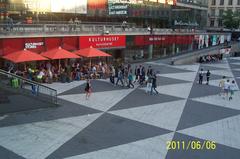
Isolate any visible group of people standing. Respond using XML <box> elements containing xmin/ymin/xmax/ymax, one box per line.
<box><xmin>109</xmin><ymin>64</ymin><xmax>159</xmax><ymax>95</ymax></box>
<box><xmin>219</xmin><ymin>76</ymin><xmax>237</xmax><ymax>100</ymax></box>
<box><xmin>198</xmin><ymin>69</ymin><xmax>237</xmax><ymax>100</ymax></box>
<box><xmin>198</xmin><ymin>69</ymin><xmax>211</xmax><ymax>85</ymax></box>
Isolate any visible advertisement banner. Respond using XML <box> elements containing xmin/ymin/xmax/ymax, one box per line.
<box><xmin>24</xmin><ymin>38</ymin><xmax>45</xmax><ymax>53</ymax></box>
<box><xmin>204</xmin><ymin>35</ymin><xmax>209</xmax><ymax>48</ymax></box>
<box><xmin>79</xmin><ymin>35</ymin><xmax>126</xmax><ymax>49</ymax></box>
<box><xmin>212</xmin><ymin>35</ymin><xmax>217</xmax><ymax>46</ymax></box>
<box><xmin>108</xmin><ymin>1</ymin><xmax>128</xmax><ymax>15</ymax></box>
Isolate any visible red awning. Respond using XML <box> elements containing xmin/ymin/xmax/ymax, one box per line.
<box><xmin>2</xmin><ymin>49</ymin><xmax>48</xmax><ymax>63</ymax></box>
<box><xmin>74</xmin><ymin>47</ymin><xmax>111</xmax><ymax>57</ymax></box>
<box><xmin>41</xmin><ymin>47</ymin><xmax>80</xmax><ymax>60</ymax></box>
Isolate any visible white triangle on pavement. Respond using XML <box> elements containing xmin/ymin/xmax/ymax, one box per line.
<box><xmin>178</xmin><ymin>114</ymin><xmax>240</xmax><ymax>150</ymax></box>
<box><xmin>44</xmin><ymin>81</ymin><xmax>86</xmax><ymax>95</ymax></box>
<box><xmin>155</xmin><ymin>83</ymin><xmax>193</xmax><ymax>99</ymax></box>
<box><xmin>0</xmin><ymin>113</ymin><xmax>102</xmax><ymax>159</ymax></box>
<box><xmin>191</xmin><ymin>91</ymin><xmax>240</xmax><ymax>110</ymax></box>
<box><xmin>158</xmin><ymin>72</ymin><xmax>197</xmax><ymax>82</ymax></box>
<box><xmin>109</xmin><ymin>100</ymin><xmax>187</xmax><ymax>131</ymax></box>
<box><xmin>210</xmin><ymin>69</ymin><xmax>234</xmax><ymax>78</ymax></box>
<box><xmin>59</xmin><ymin>89</ymin><xmax>136</xmax><ymax>112</ymax></box>
<box><xmin>65</xmin><ymin>132</ymin><xmax>175</xmax><ymax>159</ymax></box>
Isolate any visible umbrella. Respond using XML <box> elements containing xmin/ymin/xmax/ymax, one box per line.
<box><xmin>2</xmin><ymin>49</ymin><xmax>48</xmax><ymax>63</ymax></box>
<box><xmin>41</xmin><ymin>47</ymin><xmax>80</xmax><ymax>60</ymax></box>
<box><xmin>41</xmin><ymin>47</ymin><xmax>80</xmax><ymax>70</ymax></box>
<box><xmin>74</xmin><ymin>47</ymin><xmax>111</xmax><ymax>58</ymax></box>
<box><xmin>74</xmin><ymin>47</ymin><xmax>111</xmax><ymax>66</ymax></box>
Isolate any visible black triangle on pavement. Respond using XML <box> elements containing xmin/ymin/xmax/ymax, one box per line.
<box><xmin>59</xmin><ymin>80</ymin><xmax>126</xmax><ymax>96</ymax></box>
<box><xmin>176</xmin><ymin>100</ymin><xmax>240</xmax><ymax>131</ymax></box>
<box><xmin>166</xmin><ymin>132</ymin><xmax>240</xmax><ymax>159</ymax></box>
<box><xmin>189</xmin><ymin>83</ymin><xmax>221</xmax><ymax>98</ymax></box>
<box><xmin>0</xmin><ymin>99</ymin><xmax>101</xmax><ymax>128</ymax></box>
<box><xmin>0</xmin><ymin>145</ymin><xmax>25</xmax><ymax>159</ymax></box>
<box><xmin>46</xmin><ymin>113</ymin><xmax>172</xmax><ymax>159</ymax></box>
<box><xmin>110</xmin><ymin>89</ymin><xmax>183</xmax><ymax>111</ymax></box>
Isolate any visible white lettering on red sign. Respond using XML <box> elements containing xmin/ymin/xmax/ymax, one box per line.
<box><xmin>25</xmin><ymin>42</ymin><xmax>44</xmax><ymax>49</ymax></box>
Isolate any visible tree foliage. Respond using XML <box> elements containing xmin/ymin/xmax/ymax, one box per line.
<box><xmin>222</xmin><ymin>10</ymin><xmax>240</xmax><ymax>29</ymax></box>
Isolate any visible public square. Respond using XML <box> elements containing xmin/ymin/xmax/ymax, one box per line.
<box><xmin>0</xmin><ymin>57</ymin><xmax>240</xmax><ymax>159</ymax></box>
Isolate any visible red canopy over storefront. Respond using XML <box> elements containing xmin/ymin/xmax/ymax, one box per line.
<box><xmin>2</xmin><ymin>49</ymin><xmax>48</xmax><ymax>63</ymax></box>
<box><xmin>41</xmin><ymin>47</ymin><xmax>80</xmax><ymax>60</ymax></box>
<box><xmin>74</xmin><ymin>47</ymin><xmax>111</xmax><ymax>57</ymax></box>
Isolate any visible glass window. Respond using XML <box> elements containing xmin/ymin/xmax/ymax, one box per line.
<box><xmin>220</xmin><ymin>0</ymin><xmax>224</xmax><ymax>5</ymax></box>
<box><xmin>238</xmin><ymin>0</ymin><xmax>240</xmax><ymax>5</ymax></box>
<box><xmin>210</xmin><ymin>20</ymin><xmax>215</xmax><ymax>27</ymax></box>
<box><xmin>219</xmin><ymin>9</ymin><xmax>224</xmax><ymax>17</ymax></box>
<box><xmin>210</xmin><ymin>9</ymin><xmax>215</xmax><ymax>16</ymax></box>
<box><xmin>212</xmin><ymin>0</ymin><xmax>216</xmax><ymax>5</ymax></box>
<box><xmin>228</xmin><ymin>0</ymin><xmax>233</xmax><ymax>5</ymax></box>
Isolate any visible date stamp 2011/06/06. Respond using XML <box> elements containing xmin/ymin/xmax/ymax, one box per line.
<box><xmin>166</xmin><ymin>140</ymin><xmax>216</xmax><ymax>151</ymax></box>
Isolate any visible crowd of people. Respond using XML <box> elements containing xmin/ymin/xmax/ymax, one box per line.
<box><xmin>6</xmin><ymin>60</ymin><xmax>111</xmax><ymax>84</ymax></box>
<box><xmin>199</xmin><ymin>54</ymin><xmax>223</xmax><ymax>63</ymax></box>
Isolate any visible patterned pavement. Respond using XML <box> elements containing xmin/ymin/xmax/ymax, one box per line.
<box><xmin>0</xmin><ymin>57</ymin><xmax>240</xmax><ymax>159</ymax></box>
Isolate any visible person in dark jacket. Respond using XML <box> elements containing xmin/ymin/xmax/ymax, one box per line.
<box><xmin>151</xmin><ymin>73</ymin><xmax>159</xmax><ymax>95</ymax></box>
<box><xmin>206</xmin><ymin>70</ymin><xmax>211</xmax><ymax>85</ymax></box>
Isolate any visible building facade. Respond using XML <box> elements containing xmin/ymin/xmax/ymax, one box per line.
<box><xmin>171</xmin><ymin>0</ymin><xmax>208</xmax><ymax>29</ymax></box>
<box><xmin>208</xmin><ymin>0</ymin><xmax>240</xmax><ymax>28</ymax></box>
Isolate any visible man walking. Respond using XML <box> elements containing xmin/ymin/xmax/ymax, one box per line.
<box><xmin>116</xmin><ymin>69</ymin><xmax>124</xmax><ymax>87</ymax></box>
<box><xmin>206</xmin><ymin>70</ymin><xmax>211</xmax><ymax>85</ymax></box>
<box><xmin>151</xmin><ymin>73</ymin><xmax>159</xmax><ymax>95</ymax></box>
<box><xmin>198</xmin><ymin>68</ymin><xmax>204</xmax><ymax>84</ymax></box>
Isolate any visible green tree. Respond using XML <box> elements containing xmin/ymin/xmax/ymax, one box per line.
<box><xmin>222</xmin><ymin>10</ymin><xmax>240</xmax><ymax>29</ymax></box>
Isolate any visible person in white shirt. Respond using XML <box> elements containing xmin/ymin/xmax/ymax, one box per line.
<box><xmin>223</xmin><ymin>79</ymin><xmax>230</xmax><ymax>99</ymax></box>
<box><xmin>229</xmin><ymin>80</ymin><xmax>237</xmax><ymax>100</ymax></box>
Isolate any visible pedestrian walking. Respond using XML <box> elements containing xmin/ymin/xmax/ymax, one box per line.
<box><xmin>134</xmin><ymin>65</ymin><xmax>139</xmax><ymax>83</ymax></box>
<box><xmin>85</xmin><ymin>79</ymin><xmax>92</xmax><ymax>100</ymax></box>
<box><xmin>146</xmin><ymin>75</ymin><xmax>153</xmax><ymax>94</ymax></box>
<box><xmin>147</xmin><ymin>65</ymin><xmax>153</xmax><ymax>77</ymax></box>
<box><xmin>124</xmin><ymin>67</ymin><xmax>129</xmax><ymax>86</ymax></box>
<box><xmin>151</xmin><ymin>73</ymin><xmax>159</xmax><ymax>95</ymax></box>
<box><xmin>219</xmin><ymin>76</ymin><xmax>226</xmax><ymax>96</ymax></box>
<box><xmin>110</xmin><ymin>66</ymin><xmax>115</xmax><ymax>85</ymax></box>
<box><xmin>198</xmin><ymin>68</ymin><xmax>204</xmax><ymax>84</ymax></box>
<box><xmin>229</xmin><ymin>80</ymin><xmax>237</xmax><ymax>100</ymax></box>
<box><xmin>128</xmin><ymin>69</ymin><xmax>134</xmax><ymax>88</ymax></box>
<box><xmin>206</xmin><ymin>70</ymin><xmax>211</xmax><ymax>85</ymax></box>
<box><xmin>116</xmin><ymin>69</ymin><xmax>124</xmax><ymax>87</ymax></box>
<box><xmin>223</xmin><ymin>79</ymin><xmax>230</xmax><ymax>99</ymax></box>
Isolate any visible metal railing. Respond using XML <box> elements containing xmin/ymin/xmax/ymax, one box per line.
<box><xmin>0</xmin><ymin>69</ymin><xmax>58</xmax><ymax>105</ymax></box>
<box><xmin>0</xmin><ymin>22</ymin><xmax>203</xmax><ymax>36</ymax></box>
